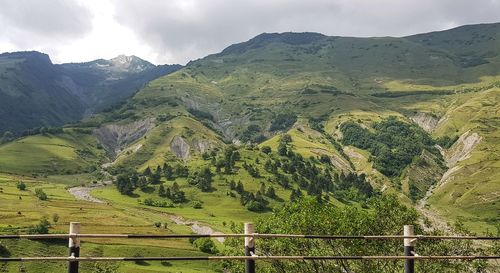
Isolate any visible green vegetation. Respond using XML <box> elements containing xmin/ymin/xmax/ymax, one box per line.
<box><xmin>1</xmin><ymin>23</ymin><xmax>500</xmax><ymax>273</ymax></box>
<box><xmin>34</xmin><ymin>188</ymin><xmax>48</xmax><ymax>200</ymax></box>
<box><xmin>223</xmin><ymin>196</ymin><xmax>497</xmax><ymax>273</ymax></box>
<box><xmin>0</xmin><ymin>130</ymin><xmax>104</xmax><ymax>175</ymax></box>
<box><xmin>340</xmin><ymin>117</ymin><xmax>440</xmax><ymax>177</ymax></box>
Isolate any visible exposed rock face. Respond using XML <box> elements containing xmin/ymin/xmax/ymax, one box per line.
<box><xmin>410</xmin><ymin>112</ymin><xmax>439</xmax><ymax>132</ymax></box>
<box><xmin>94</xmin><ymin>118</ymin><xmax>155</xmax><ymax>158</ymax></box>
<box><xmin>445</xmin><ymin>130</ymin><xmax>482</xmax><ymax>167</ymax></box>
<box><xmin>435</xmin><ymin>130</ymin><xmax>481</xmax><ymax>188</ymax></box>
<box><xmin>192</xmin><ymin>138</ymin><xmax>213</xmax><ymax>153</ymax></box>
<box><xmin>170</xmin><ymin>136</ymin><xmax>190</xmax><ymax>160</ymax></box>
<box><xmin>330</xmin><ymin>154</ymin><xmax>353</xmax><ymax>172</ymax></box>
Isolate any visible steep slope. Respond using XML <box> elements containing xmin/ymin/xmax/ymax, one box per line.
<box><xmin>0</xmin><ymin>52</ymin><xmax>181</xmax><ymax>134</ymax></box>
<box><xmin>0</xmin><ymin>52</ymin><xmax>87</xmax><ymax>133</ymax></box>
<box><xmin>88</xmin><ymin>23</ymin><xmax>500</xmax><ymax>231</ymax></box>
<box><xmin>0</xmin><ymin>128</ymin><xmax>105</xmax><ymax>175</ymax></box>
<box><xmin>1</xmin><ymin>23</ymin><xmax>498</xmax><ymax>233</ymax></box>
<box><xmin>60</xmin><ymin>55</ymin><xmax>181</xmax><ymax>111</ymax></box>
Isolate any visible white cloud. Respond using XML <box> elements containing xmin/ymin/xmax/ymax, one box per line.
<box><xmin>0</xmin><ymin>0</ymin><xmax>499</xmax><ymax>65</ymax></box>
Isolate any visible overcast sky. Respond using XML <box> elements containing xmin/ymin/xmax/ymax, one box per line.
<box><xmin>1</xmin><ymin>0</ymin><xmax>499</xmax><ymax>65</ymax></box>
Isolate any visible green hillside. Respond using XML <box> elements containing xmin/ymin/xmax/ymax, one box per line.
<box><xmin>0</xmin><ymin>129</ymin><xmax>104</xmax><ymax>175</ymax></box>
<box><xmin>0</xmin><ymin>22</ymin><xmax>499</xmax><ymax>273</ymax></box>
<box><xmin>84</xmin><ymin>23</ymin><xmax>500</xmax><ymax>231</ymax></box>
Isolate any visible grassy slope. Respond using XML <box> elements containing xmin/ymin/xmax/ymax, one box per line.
<box><xmin>0</xmin><ymin>174</ymin><xmax>218</xmax><ymax>273</ymax></box>
<box><xmin>375</xmin><ymin>78</ymin><xmax>500</xmax><ymax>232</ymax></box>
<box><xmin>428</xmin><ymin>88</ymin><xmax>499</xmax><ymax>231</ymax></box>
<box><xmin>0</xmin><ymin>130</ymin><xmax>104</xmax><ymax>175</ymax></box>
<box><xmin>91</xmin><ymin>25</ymin><xmax>499</xmax><ymax>232</ymax></box>
<box><xmin>1</xmin><ymin>24</ymin><xmax>500</xmax><ymax>273</ymax></box>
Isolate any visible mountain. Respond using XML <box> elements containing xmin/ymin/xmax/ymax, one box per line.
<box><xmin>0</xmin><ymin>51</ymin><xmax>181</xmax><ymax>134</ymax></box>
<box><xmin>0</xmin><ymin>23</ymin><xmax>499</xmax><ymax>235</ymax></box>
<box><xmin>87</xmin><ymin>22</ymin><xmax>497</xmax><ymax>231</ymax></box>
<box><xmin>59</xmin><ymin>55</ymin><xmax>181</xmax><ymax>111</ymax></box>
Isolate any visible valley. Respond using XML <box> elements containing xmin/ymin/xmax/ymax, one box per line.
<box><xmin>0</xmin><ymin>22</ymin><xmax>499</xmax><ymax>273</ymax></box>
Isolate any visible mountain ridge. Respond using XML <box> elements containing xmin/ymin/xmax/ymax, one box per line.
<box><xmin>0</xmin><ymin>51</ymin><xmax>181</xmax><ymax>134</ymax></box>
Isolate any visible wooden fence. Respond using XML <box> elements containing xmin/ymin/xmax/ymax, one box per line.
<box><xmin>0</xmin><ymin>222</ymin><xmax>499</xmax><ymax>273</ymax></box>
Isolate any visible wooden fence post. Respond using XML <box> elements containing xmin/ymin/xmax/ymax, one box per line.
<box><xmin>245</xmin><ymin>222</ymin><xmax>255</xmax><ymax>273</ymax></box>
<box><xmin>68</xmin><ymin>222</ymin><xmax>81</xmax><ymax>273</ymax></box>
<box><xmin>404</xmin><ymin>225</ymin><xmax>415</xmax><ymax>273</ymax></box>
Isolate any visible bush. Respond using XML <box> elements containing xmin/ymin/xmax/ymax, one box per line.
<box><xmin>28</xmin><ymin>217</ymin><xmax>50</xmax><ymax>234</ymax></box>
<box><xmin>261</xmin><ymin>146</ymin><xmax>272</xmax><ymax>154</ymax></box>
<box><xmin>34</xmin><ymin>188</ymin><xmax>48</xmax><ymax>200</ymax></box>
<box><xmin>246</xmin><ymin>200</ymin><xmax>267</xmax><ymax>212</ymax></box>
<box><xmin>16</xmin><ymin>181</ymin><xmax>26</xmax><ymax>191</ymax></box>
<box><xmin>192</xmin><ymin>201</ymin><xmax>203</xmax><ymax>209</ymax></box>
<box><xmin>0</xmin><ymin>243</ymin><xmax>10</xmax><ymax>257</ymax></box>
<box><xmin>142</xmin><ymin>198</ymin><xmax>174</xmax><ymax>208</ymax></box>
<box><xmin>192</xmin><ymin>238</ymin><xmax>218</xmax><ymax>254</ymax></box>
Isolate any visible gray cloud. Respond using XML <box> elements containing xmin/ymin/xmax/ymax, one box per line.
<box><xmin>112</xmin><ymin>0</ymin><xmax>500</xmax><ymax>64</ymax></box>
<box><xmin>1</xmin><ymin>0</ymin><xmax>499</xmax><ymax>64</ymax></box>
<box><xmin>0</xmin><ymin>0</ymin><xmax>92</xmax><ymax>48</ymax></box>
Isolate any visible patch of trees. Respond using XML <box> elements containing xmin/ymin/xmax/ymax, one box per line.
<box><xmin>187</xmin><ymin>167</ymin><xmax>213</xmax><ymax>192</ymax></box>
<box><xmin>240</xmin><ymin>124</ymin><xmax>265</xmax><ymax>143</ymax></box>
<box><xmin>340</xmin><ymin>117</ymin><xmax>439</xmax><ymax>177</ymax></box>
<box><xmin>435</xmin><ymin>135</ymin><xmax>459</xmax><ymax>149</ymax></box>
<box><xmin>242</xmin><ymin>162</ymin><xmax>260</xmax><ymax>178</ymax></box>
<box><xmin>114</xmin><ymin>167</ymin><xmax>187</xmax><ymax>203</ymax></box>
<box><xmin>215</xmin><ymin>146</ymin><xmax>240</xmax><ymax>174</ymax></box>
<box><xmin>270</xmin><ymin>113</ymin><xmax>297</xmax><ymax>131</ymax></box>
<box><xmin>164</xmin><ymin>182</ymin><xmax>187</xmax><ymax>203</ymax></box>
<box><xmin>308</xmin><ymin>117</ymin><xmax>326</xmax><ymax>132</ymax></box>
<box><xmin>229</xmin><ymin>180</ymin><xmax>269</xmax><ymax>212</ymax></box>
<box><xmin>222</xmin><ymin>195</ymin><xmax>489</xmax><ymax>273</ymax></box>
<box><xmin>337</xmin><ymin>172</ymin><xmax>377</xmax><ymax>201</ymax></box>
<box><xmin>261</xmin><ymin>133</ymin><xmax>376</xmax><ymax>203</ymax></box>
<box><xmin>115</xmin><ymin>172</ymin><xmax>139</xmax><ymax>195</ymax></box>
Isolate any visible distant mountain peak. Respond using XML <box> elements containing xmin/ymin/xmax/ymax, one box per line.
<box><xmin>110</xmin><ymin>54</ymin><xmax>140</xmax><ymax>64</ymax></box>
<box><xmin>108</xmin><ymin>54</ymin><xmax>154</xmax><ymax>72</ymax></box>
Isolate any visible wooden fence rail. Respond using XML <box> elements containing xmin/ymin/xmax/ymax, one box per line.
<box><xmin>0</xmin><ymin>222</ymin><xmax>499</xmax><ymax>273</ymax></box>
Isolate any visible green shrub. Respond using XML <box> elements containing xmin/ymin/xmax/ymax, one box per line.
<box><xmin>34</xmin><ymin>188</ymin><xmax>48</xmax><ymax>200</ymax></box>
<box><xmin>193</xmin><ymin>238</ymin><xmax>218</xmax><ymax>254</ymax></box>
<box><xmin>192</xmin><ymin>201</ymin><xmax>203</xmax><ymax>209</ymax></box>
<box><xmin>28</xmin><ymin>217</ymin><xmax>50</xmax><ymax>234</ymax></box>
<box><xmin>16</xmin><ymin>181</ymin><xmax>26</xmax><ymax>191</ymax></box>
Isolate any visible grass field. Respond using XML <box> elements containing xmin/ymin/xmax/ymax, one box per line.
<box><xmin>0</xmin><ymin>130</ymin><xmax>104</xmax><ymax>176</ymax></box>
<box><xmin>0</xmin><ymin>174</ymin><xmax>221</xmax><ymax>273</ymax></box>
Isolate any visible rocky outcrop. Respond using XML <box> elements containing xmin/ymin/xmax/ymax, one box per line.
<box><xmin>410</xmin><ymin>112</ymin><xmax>440</xmax><ymax>132</ymax></box>
<box><xmin>192</xmin><ymin>138</ymin><xmax>213</xmax><ymax>153</ymax></box>
<box><xmin>94</xmin><ymin>118</ymin><xmax>155</xmax><ymax>158</ymax></box>
<box><xmin>170</xmin><ymin>136</ymin><xmax>190</xmax><ymax>160</ymax></box>
<box><xmin>445</xmin><ymin>130</ymin><xmax>482</xmax><ymax>167</ymax></box>
<box><xmin>434</xmin><ymin>131</ymin><xmax>481</xmax><ymax>189</ymax></box>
